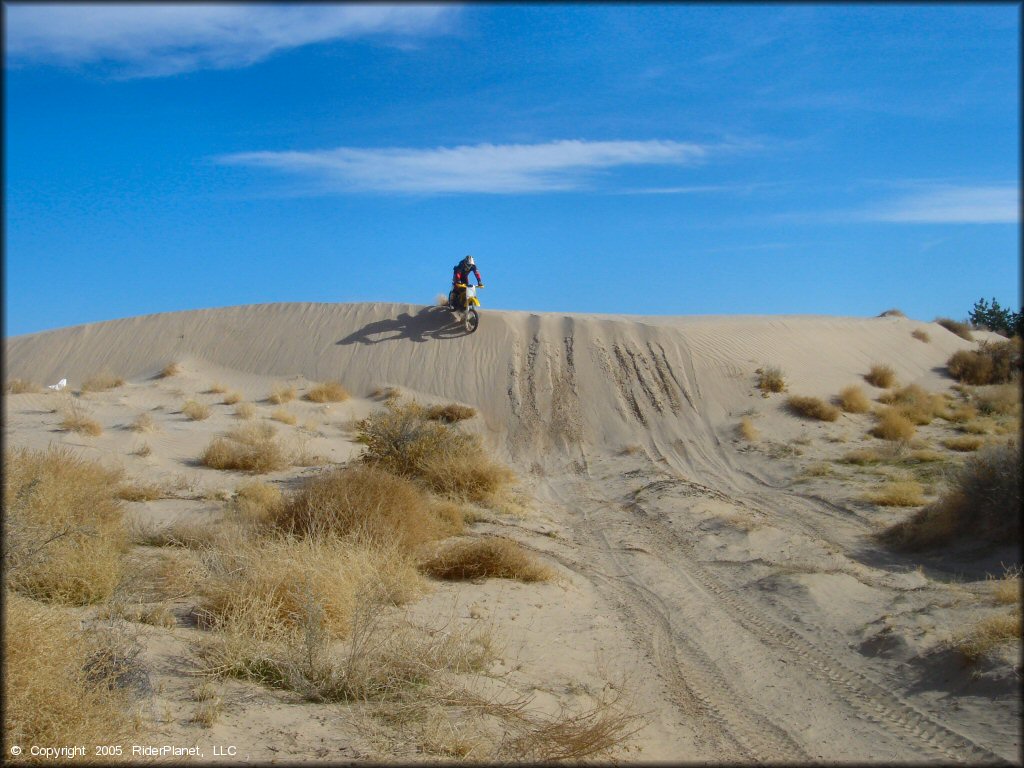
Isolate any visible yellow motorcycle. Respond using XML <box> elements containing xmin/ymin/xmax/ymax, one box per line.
<box><xmin>448</xmin><ymin>283</ymin><xmax>482</xmax><ymax>334</ymax></box>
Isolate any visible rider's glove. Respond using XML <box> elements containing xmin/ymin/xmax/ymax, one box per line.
<box><xmin>477</xmin><ymin>284</ymin><xmax>484</xmax><ymax>288</ymax></box>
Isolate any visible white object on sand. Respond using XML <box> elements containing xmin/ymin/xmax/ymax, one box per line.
<box><xmin>47</xmin><ymin>378</ymin><xmax>67</xmax><ymax>391</ymax></box>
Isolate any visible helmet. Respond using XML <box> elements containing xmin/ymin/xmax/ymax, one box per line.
<box><xmin>466</xmin><ymin>255</ymin><xmax>475</xmax><ymax>267</ymax></box>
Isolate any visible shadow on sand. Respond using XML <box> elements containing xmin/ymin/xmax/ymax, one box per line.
<box><xmin>337</xmin><ymin>306</ymin><xmax>470</xmax><ymax>346</ymax></box>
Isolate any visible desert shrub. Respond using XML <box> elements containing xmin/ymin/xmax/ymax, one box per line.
<box><xmin>357</xmin><ymin>403</ymin><xmax>513</xmax><ymax>503</ymax></box>
<box><xmin>950</xmin><ymin>612</ymin><xmax>1021</xmax><ymax>664</ymax></box>
<box><xmin>878</xmin><ymin>308</ymin><xmax>905</xmax><ymax>317</ymax></box>
<box><xmin>869</xmin><ymin>408</ymin><xmax>916</xmax><ymax>441</ymax></box>
<box><xmin>971</xmin><ymin>384</ymin><xmax>1021</xmax><ymax>416</ymax></box>
<box><xmin>755</xmin><ymin>366</ymin><xmax>786</xmax><ymax>394</ymax></box>
<box><xmin>865</xmin><ymin>481</ymin><xmax>925</xmax><ymax>507</ymax></box>
<box><xmin>947</xmin><ymin>339</ymin><xmax>1022</xmax><ymax>385</ymax></box>
<box><xmin>269</xmin><ymin>384</ymin><xmax>296</xmax><ymax>404</ymax></box>
<box><xmin>737</xmin><ymin>417</ymin><xmax>758</xmax><ymax>441</ymax></box>
<box><xmin>864</xmin><ymin>364</ymin><xmax>897</xmax><ymax>388</ymax></box>
<box><xmin>223</xmin><ymin>391</ymin><xmax>242</xmax><ymax>405</ymax></box>
<box><xmin>424</xmin><ymin>403</ymin><xmax>477</xmax><ymax>423</ymax></box>
<box><xmin>877</xmin><ymin>441</ymin><xmax>1020</xmax><ymax>550</ymax></box>
<box><xmin>82</xmin><ymin>372</ymin><xmax>125</xmax><ymax>393</ymax></box>
<box><xmin>235</xmin><ymin>481</ymin><xmax>284</xmax><ymax>526</ymax></box>
<box><xmin>273</xmin><ymin>465</ymin><xmax>442</xmax><ymax>551</ymax></box>
<box><xmin>234</xmin><ymin>402</ymin><xmax>256</xmax><ymax>419</ymax></box>
<box><xmin>942</xmin><ymin>436</ymin><xmax>984</xmax><ymax>452</ymax></box>
<box><xmin>4</xmin><ymin>593</ymin><xmax>142</xmax><ymax>753</ymax></box>
<box><xmin>129</xmin><ymin>412</ymin><xmax>157</xmax><ymax>433</ymax></box>
<box><xmin>60</xmin><ymin>399</ymin><xmax>103</xmax><ymax>436</ymax></box>
<box><xmin>837</xmin><ymin>385</ymin><xmax>871</xmax><ymax>413</ymax></box>
<box><xmin>935</xmin><ymin>318</ymin><xmax>974</xmax><ymax>341</ymax></box>
<box><xmin>419</xmin><ymin>537</ymin><xmax>553</xmax><ymax>582</ymax></box>
<box><xmin>877</xmin><ymin>385</ymin><xmax>946</xmax><ymax>425</ymax></box>
<box><xmin>159</xmin><ymin>362</ymin><xmax>181</xmax><ymax>378</ymax></box>
<box><xmin>116</xmin><ymin>482</ymin><xmax>164</xmax><ymax>502</ymax></box>
<box><xmin>6</xmin><ymin>378</ymin><xmax>40</xmax><ymax>394</ymax></box>
<box><xmin>4</xmin><ymin>446</ymin><xmax>128</xmax><ymax>604</ymax></box>
<box><xmin>841</xmin><ymin>448</ymin><xmax>884</xmax><ymax>465</ymax></box>
<box><xmin>271</xmin><ymin>408</ymin><xmax>297</xmax><ymax>425</ymax></box>
<box><xmin>786</xmin><ymin>395</ymin><xmax>839</xmax><ymax>422</ymax></box>
<box><xmin>942</xmin><ymin>402</ymin><xmax>978</xmax><ymax>424</ymax></box>
<box><xmin>131</xmin><ymin>517</ymin><xmax>223</xmax><ymax>549</ymax></box>
<box><xmin>911</xmin><ymin>329</ymin><xmax>930</xmax><ymax>343</ymax></box>
<box><xmin>200</xmin><ymin>423</ymin><xmax>288</xmax><ymax>473</ymax></box>
<box><xmin>182</xmin><ymin>399</ymin><xmax>211</xmax><ymax>421</ymax></box>
<box><xmin>206</xmin><ymin>382</ymin><xmax>228</xmax><ymax>394</ymax></box>
<box><xmin>305</xmin><ymin>381</ymin><xmax>350</xmax><ymax>403</ymax></box>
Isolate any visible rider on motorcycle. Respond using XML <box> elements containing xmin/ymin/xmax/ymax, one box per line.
<box><xmin>451</xmin><ymin>255</ymin><xmax>484</xmax><ymax>310</ymax></box>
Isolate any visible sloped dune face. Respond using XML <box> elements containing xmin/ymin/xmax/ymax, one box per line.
<box><xmin>5</xmin><ymin>302</ymin><xmax>977</xmax><ymax>466</ymax></box>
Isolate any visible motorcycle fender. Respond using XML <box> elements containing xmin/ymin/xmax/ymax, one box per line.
<box><xmin>469</xmin><ymin>297</ymin><xmax>480</xmax><ymax>307</ymax></box>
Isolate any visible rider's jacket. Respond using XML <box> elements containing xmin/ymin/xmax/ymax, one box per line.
<box><xmin>453</xmin><ymin>260</ymin><xmax>482</xmax><ymax>286</ymax></box>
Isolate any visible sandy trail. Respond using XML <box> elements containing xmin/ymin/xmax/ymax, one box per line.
<box><xmin>5</xmin><ymin>303</ymin><xmax>1019</xmax><ymax>763</ymax></box>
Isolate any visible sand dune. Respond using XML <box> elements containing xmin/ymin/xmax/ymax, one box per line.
<box><xmin>5</xmin><ymin>303</ymin><xmax>1019</xmax><ymax>762</ymax></box>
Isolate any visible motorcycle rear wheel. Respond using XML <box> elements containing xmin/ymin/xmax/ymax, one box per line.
<box><xmin>464</xmin><ymin>308</ymin><xmax>479</xmax><ymax>334</ymax></box>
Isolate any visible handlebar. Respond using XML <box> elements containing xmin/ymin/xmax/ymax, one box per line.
<box><xmin>455</xmin><ymin>283</ymin><xmax>484</xmax><ymax>289</ymax></box>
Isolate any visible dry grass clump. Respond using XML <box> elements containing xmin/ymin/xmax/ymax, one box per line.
<box><xmin>82</xmin><ymin>372</ymin><xmax>126</xmax><ymax>393</ymax></box>
<box><xmin>877</xmin><ymin>441</ymin><xmax>1020</xmax><ymax>550</ymax></box>
<box><xmin>6</xmin><ymin>378</ymin><xmax>40</xmax><ymax>394</ymax></box>
<box><xmin>222</xmin><ymin>391</ymin><xmax>242</xmax><ymax>405</ymax></box>
<box><xmin>116</xmin><ymin>482</ymin><xmax>164</xmax><ymax>502</ymax></box>
<box><xmin>935</xmin><ymin>318</ymin><xmax>974</xmax><ymax>341</ymax></box>
<box><xmin>305</xmin><ymin>381</ymin><xmax>350</xmax><ymax>403</ymax></box>
<box><xmin>206</xmin><ymin>382</ymin><xmax>228</xmax><ymax>394</ymax></box>
<box><xmin>865</xmin><ymin>481</ymin><xmax>926</xmax><ymax>507</ymax></box>
<box><xmin>4</xmin><ymin>446</ymin><xmax>128</xmax><ymax>604</ymax></box>
<box><xmin>950</xmin><ymin>611</ymin><xmax>1021</xmax><ymax>664</ymax></box>
<box><xmin>989</xmin><ymin>566</ymin><xmax>1022</xmax><ymax>605</ymax></box>
<box><xmin>947</xmin><ymin>339</ymin><xmax>1022</xmax><ymax>385</ymax></box>
<box><xmin>357</xmin><ymin>403</ymin><xmax>513</xmax><ymax>504</ymax></box>
<box><xmin>737</xmin><ymin>416</ymin><xmax>759</xmax><ymax>441</ymax></box>
<box><xmin>877</xmin><ymin>384</ymin><xmax>946</xmax><ymax>425</ymax></box>
<box><xmin>182</xmin><ymin>399</ymin><xmax>211</xmax><ymax>421</ymax></box>
<box><xmin>941</xmin><ymin>436</ymin><xmax>984</xmax><ymax>452</ymax></box>
<box><xmin>755</xmin><ymin>366</ymin><xmax>786</xmax><ymax>394</ymax></box>
<box><xmin>786</xmin><ymin>395</ymin><xmax>839</xmax><ymax>422</ymax></box>
<box><xmin>419</xmin><ymin>537</ymin><xmax>554</xmax><ymax>582</ymax></box>
<box><xmin>272</xmin><ymin>465</ymin><xmax>442</xmax><ymax>552</ymax></box>
<box><xmin>60</xmin><ymin>398</ymin><xmax>104</xmax><ymax>436</ymax></box>
<box><xmin>869</xmin><ymin>408</ymin><xmax>916</xmax><ymax>441</ymax></box>
<box><xmin>132</xmin><ymin>442</ymin><xmax>152</xmax><ymax>458</ymax></box>
<box><xmin>234</xmin><ymin>481</ymin><xmax>284</xmax><ymax>526</ymax></box>
<box><xmin>269</xmin><ymin>383</ymin><xmax>297</xmax><ymax>404</ymax></box>
<box><xmin>841</xmin><ymin>448</ymin><xmax>884</xmax><ymax>465</ymax></box>
<box><xmin>130</xmin><ymin>516</ymin><xmax>225</xmax><ymax>549</ymax></box>
<box><xmin>159</xmin><ymin>361</ymin><xmax>181</xmax><ymax>378</ymax></box>
<box><xmin>271</xmin><ymin>408</ymin><xmax>297</xmax><ymax>425</ymax></box>
<box><xmin>878</xmin><ymin>308</ymin><xmax>905</xmax><ymax>317</ymax></box>
<box><xmin>972</xmin><ymin>384</ymin><xmax>1021</xmax><ymax>416</ymax></box>
<box><xmin>129</xmin><ymin>412</ymin><xmax>157</xmax><ymax>433</ymax></box>
<box><xmin>424</xmin><ymin>403</ymin><xmax>477</xmax><ymax>423</ymax></box>
<box><xmin>942</xmin><ymin>402</ymin><xmax>978</xmax><ymax>424</ymax></box>
<box><xmin>837</xmin><ymin>385</ymin><xmax>871</xmax><ymax>414</ymax></box>
<box><xmin>200</xmin><ymin>423</ymin><xmax>288</xmax><ymax>473</ymax></box>
<box><xmin>234</xmin><ymin>401</ymin><xmax>256</xmax><ymax>419</ymax></box>
<box><xmin>911</xmin><ymin>328</ymin><xmax>931</xmax><ymax>343</ymax></box>
<box><xmin>4</xmin><ymin>593</ymin><xmax>142</xmax><ymax>753</ymax></box>
<box><xmin>864</xmin><ymin>364</ymin><xmax>897</xmax><ymax>388</ymax></box>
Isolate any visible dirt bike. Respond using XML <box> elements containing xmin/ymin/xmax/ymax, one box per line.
<box><xmin>448</xmin><ymin>283</ymin><xmax>483</xmax><ymax>334</ymax></box>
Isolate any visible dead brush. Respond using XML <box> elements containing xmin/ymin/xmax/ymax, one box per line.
<box><xmin>269</xmin><ymin>383</ymin><xmax>297</xmax><ymax>404</ymax></box>
<box><xmin>200</xmin><ymin>423</ymin><xmax>288</xmax><ymax>473</ymax></box>
<box><xmin>182</xmin><ymin>399</ymin><xmax>211</xmax><ymax>421</ymax></box>
<box><xmin>222</xmin><ymin>391</ymin><xmax>242</xmax><ymax>405</ymax></box>
<box><xmin>59</xmin><ymin>398</ymin><xmax>103</xmax><ymax>436</ymax></box>
<box><xmin>5</xmin><ymin>445</ymin><xmax>129</xmax><ymax>604</ymax></box>
<box><xmin>116</xmin><ymin>481</ymin><xmax>165</xmax><ymax>502</ymax></box>
<box><xmin>949</xmin><ymin>611</ymin><xmax>1021</xmax><ymax>664</ymax></box>
<box><xmin>864</xmin><ymin>364</ymin><xmax>897</xmax><ymax>388</ymax></box>
<box><xmin>737</xmin><ymin>417</ymin><xmax>759</xmax><ymax>441</ymax></box>
<box><xmin>942</xmin><ymin>435</ymin><xmax>985</xmax><ymax>452</ymax></box>
<box><xmin>129</xmin><ymin>412</ymin><xmax>157</xmax><ymax>433</ymax></box>
<box><xmin>305</xmin><ymin>381</ymin><xmax>350</xmax><ymax>403</ymax></box>
<box><xmin>935</xmin><ymin>317</ymin><xmax>974</xmax><ymax>341</ymax></box>
<box><xmin>870</xmin><ymin>408</ymin><xmax>916</xmax><ymax>441</ymax></box>
<box><xmin>6</xmin><ymin>378</ymin><xmax>40</xmax><ymax>394</ymax></box>
<box><xmin>865</xmin><ymin>481</ymin><xmax>926</xmax><ymax>507</ymax></box>
<box><xmin>989</xmin><ymin>565</ymin><xmax>1022</xmax><ymax>605</ymax></box>
<box><xmin>877</xmin><ymin>441</ymin><xmax>1020</xmax><ymax>550</ymax></box>
<box><xmin>971</xmin><ymin>383</ymin><xmax>1021</xmax><ymax>416</ymax></box>
<box><xmin>786</xmin><ymin>395</ymin><xmax>839</xmax><ymax>422</ymax></box>
<box><xmin>130</xmin><ymin>516</ymin><xmax>225</xmax><ymax>549</ymax></box>
<box><xmin>4</xmin><ymin>593</ymin><xmax>142</xmax><ymax>753</ymax></box>
<box><xmin>755</xmin><ymin>366</ymin><xmax>786</xmax><ymax>394</ymax></box>
<box><xmin>947</xmin><ymin>339</ymin><xmax>1022</xmax><ymax>385</ymax></box>
<box><xmin>81</xmin><ymin>371</ymin><xmax>125</xmax><ymax>393</ymax></box>
<box><xmin>234</xmin><ymin>402</ymin><xmax>256</xmax><ymax>419</ymax></box>
<box><xmin>234</xmin><ymin>480</ymin><xmax>284</xmax><ymax>526</ymax></box>
<box><xmin>419</xmin><ymin>537</ymin><xmax>554</xmax><ymax>582</ymax></box>
<box><xmin>159</xmin><ymin>361</ymin><xmax>181</xmax><ymax>378</ymax></box>
<box><xmin>911</xmin><ymin>328</ymin><xmax>931</xmax><ymax>343</ymax></box>
<box><xmin>837</xmin><ymin>385</ymin><xmax>871</xmax><ymax>414</ymax></box>
<box><xmin>877</xmin><ymin>384</ymin><xmax>946</xmax><ymax>425</ymax></box>
<box><xmin>424</xmin><ymin>403</ymin><xmax>477</xmax><ymax>423</ymax></box>
<box><xmin>271</xmin><ymin>408</ymin><xmax>297</xmax><ymax>425</ymax></box>
<box><xmin>272</xmin><ymin>465</ymin><xmax>443</xmax><ymax>551</ymax></box>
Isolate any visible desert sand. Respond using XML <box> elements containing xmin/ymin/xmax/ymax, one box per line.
<box><xmin>4</xmin><ymin>302</ymin><xmax>1020</xmax><ymax>763</ymax></box>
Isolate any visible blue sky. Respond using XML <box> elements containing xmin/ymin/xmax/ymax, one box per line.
<box><xmin>4</xmin><ymin>3</ymin><xmax>1020</xmax><ymax>337</ymax></box>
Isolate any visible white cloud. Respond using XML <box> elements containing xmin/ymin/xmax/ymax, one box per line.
<box><xmin>216</xmin><ymin>139</ymin><xmax>715</xmax><ymax>194</ymax></box>
<box><xmin>865</xmin><ymin>185</ymin><xmax>1019</xmax><ymax>224</ymax></box>
<box><xmin>4</xmin><ymin>4</ymin><xmax>457</xmax><ymax>77</ymax></box>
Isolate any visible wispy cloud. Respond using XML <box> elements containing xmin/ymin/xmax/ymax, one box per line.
<box><xmin>216</xmin><ymin>139</ymin><xmax>720</xmax><ymax>194</ymax></box>
<box><xmin>4</xmin><ymin>4</ymin><xmax>458</xmax><ymax>78</ymax></box>
<box><xmin>862</xmin><ymin>185</ymin><xmax>1019</xmax><ymax>224</ymax></box>
<box><xmin>618</xmin><ymin>181</ymin><xmax>784</xmax><ymax>196</ymax></box>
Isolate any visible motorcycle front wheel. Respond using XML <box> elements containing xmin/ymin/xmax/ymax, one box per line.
<box><xmin>464</xmin><ymin>308</ymin><xmax>479</xmax><ymax>334</ymax></box>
